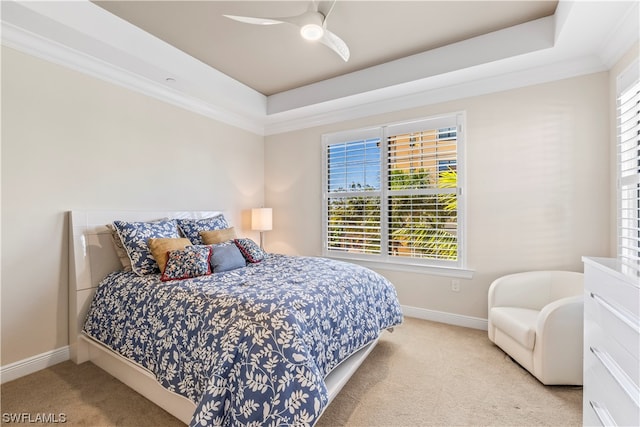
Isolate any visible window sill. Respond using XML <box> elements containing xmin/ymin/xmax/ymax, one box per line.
<box><xmin>325</xmin><ymin>255</ymin><xmax>475</xmax><ymax>279</ymax></box>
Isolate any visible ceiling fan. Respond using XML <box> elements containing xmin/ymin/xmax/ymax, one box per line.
<box><xmin>223</xmin><ymin>0</ymin><xmax>350</xmax><ymax>62</ymax></box>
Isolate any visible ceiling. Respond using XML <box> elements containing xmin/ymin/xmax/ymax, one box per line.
<box><xmin>93</xmin><ymin>1</ymin><xmax>559</xmax><ymax>96</ymax></box>
<box><xmin>2</xmin><ymin>1</ymin><xmax>638</xmax><ymax>134</ymax></box>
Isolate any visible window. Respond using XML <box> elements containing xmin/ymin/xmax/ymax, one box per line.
<box><xmin>323</xmin><ymin>113</ymin><xmax>465</xmax><ymax>271</ymax></box>
<box><xmin>617</xmin><ymin>61</ymin><xmax>640</xmax><ymax>276</ymax></box>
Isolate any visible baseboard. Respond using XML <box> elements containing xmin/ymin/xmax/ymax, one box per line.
<box><xmin>0</xmin><ymin>346</ymin><xmax>70</xmax><ymax>384</ymax></box>
<box><xmin>402</xmin><ymin>305</ymin><xmax>488</xmax><ymax>331</ymax></box>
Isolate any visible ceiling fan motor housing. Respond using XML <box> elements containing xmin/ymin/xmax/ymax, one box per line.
<box><xmin>299</xmin><ymin>12</ymin><xmax>325</xmax><ymax>41</ymax></box>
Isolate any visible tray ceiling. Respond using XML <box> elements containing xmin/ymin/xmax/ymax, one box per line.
<box><xmin>93</xmin><ymin>1</ymin><xmax>558</xmax><ymax>96</ymax></box>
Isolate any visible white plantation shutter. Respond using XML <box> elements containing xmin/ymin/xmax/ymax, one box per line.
<box><xmin>323</xmin><ymin>113</ymin><xmax>465</xmax><ymax>268</ymax></box>
<box><xmin>617</xmin><ymin>62</ymin><xmax>640</xmax><ymax>275</ymax></box>
<box><xmin>326</xmin><ymin>195</ymin><xmax>381</xmax><ymax>254</ymax></box>
<box><xmin>325</xmin><ymin>130</ymin><xmax>382</xmax><ymax>255</ymax></box>
<box><xmin>385</xmin><ymin>117</ymin><xmax>460</xmax><ymax>263</ymax></box>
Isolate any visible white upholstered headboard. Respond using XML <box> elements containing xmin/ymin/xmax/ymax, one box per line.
<box><xmin>68</xmin><ymin>210</ymin><xmax>226</xmax><ymax>363</ymax></box>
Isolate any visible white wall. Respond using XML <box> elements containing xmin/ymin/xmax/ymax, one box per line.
<box><xmin>1</xmin><ymin>47</ymin><xmax>265</xmax><ymax>365</ymax></box>
<box><xmin>3</xmin><ymin>39</ymin><xmax>635</xmax><ymax>367</ymax></box>
<box><xmin>264</xmin><ymin>72</ymin><xmax>611</xmax><ymax>320</ymax></box>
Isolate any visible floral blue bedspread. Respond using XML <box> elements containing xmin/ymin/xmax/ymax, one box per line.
<box><xmin>83</xmin><ymin>254</ymin><xmax>403</xmax><ymax>426</ymax></box>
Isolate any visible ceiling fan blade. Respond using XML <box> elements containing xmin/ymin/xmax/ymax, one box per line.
<box><xmin>317</xmin><ymin>0</ymin><xmax>338</xmax><ymax>21</ymax></box>
<box><xmin>224</xmin><ymin>3</ymin><xmax>349</xmax><ymax>61</ymax></box>
<box><xmin>320</xmin><ymin>29</ymin><xmax>350</xmax><ymax>61</ymax></box>
<box><xmin>223</xmin><ymin>15</ymin><xmax>285</xmax><ymax>26</ymax></box>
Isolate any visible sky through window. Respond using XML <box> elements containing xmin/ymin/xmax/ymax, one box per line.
<box><xmin>327</xmin><ymin>138</ymin><xmax>381</xmax><ymax>192</ymax></box>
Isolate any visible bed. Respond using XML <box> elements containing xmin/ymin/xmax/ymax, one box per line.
<box><xmin>68</xmin><ymin>210</ymin><xmax>403</xmax><ymax>426</ymax></box>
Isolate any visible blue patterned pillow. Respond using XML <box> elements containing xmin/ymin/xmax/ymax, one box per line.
<box><xmin>113</xmin><ymin>219</ymin><xmax>180</xmax><ymax>276</ymax></box>
<box><xmin>161</xmin><ymin>246</ymin><xmax>212</xmax><ymax>282</ymax></box>
<box><xmin>234</xmin><ymin>238</ymin><xmax>266</xmax><ymax>263</ymax></box>
<box><xmin>176</xmin><ymin>215</ymin><xmax>229</xmax><ymax>245</ymax></box>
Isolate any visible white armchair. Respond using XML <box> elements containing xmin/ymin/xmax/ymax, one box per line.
<box><xmin>488</xmin><ymin>270</ymin><xmax>584</xmax><ymax>385</ymax></box>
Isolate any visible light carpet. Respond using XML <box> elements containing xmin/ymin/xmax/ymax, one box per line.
<box><xmin>1</xmin><ymin>317</ymin><xmax>582</xmax><ymax>426</ymax></box>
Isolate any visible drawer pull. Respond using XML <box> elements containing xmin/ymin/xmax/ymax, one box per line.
<box><xmin>589</xmin><ymin>401</ymin><xmax>617</xmax><ymax>426</ymax></box>
<box><xmin>590</xmin><ymin>346</ymin><xmax>640</xmax><ymax>408</ymax></box>
<box><xmin>590</xmin><ymin>292</ymin><xmax>640</xmax><ymax>334</ymax></box>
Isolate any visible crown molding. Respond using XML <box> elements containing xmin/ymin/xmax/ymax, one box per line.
<box><xmin>0</xmin><ymin>0</ymin><xmax>267</xmax><ymax>134</ymax></box>
<box><xmin>266</xmin><ymin>16</ymin><xmax>555</xmax><ymax>115</ymax></box>
<box><xmin>263</xmin><ymin>54</ymin><xmax>607</xmax><ymax>135</ymax></box>
<box><xmin>2</xmin><ymin>21</ymin><xmax>266</xmax><ymax>135</ymax></box>
<box><xmin>2</xmin><ymin>0</ymin><xmax>638</xmax><ymax>137</ymax></box>
<box><xmin>599</xmin><ymin>1</ymin><xmax>640</xmax><ymax>69</ymax></box>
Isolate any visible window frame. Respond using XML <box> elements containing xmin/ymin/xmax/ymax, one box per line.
<box><xmin>321</xmin><ymin>112</ymin><xmax>471</xmax><ymax>278</ymax></box>
<box><xmin>616</xmin><ymin>59</ymin><xmax>640</xmax><ymax>277</ymax></box>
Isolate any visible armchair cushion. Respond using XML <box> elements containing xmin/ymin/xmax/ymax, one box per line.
<box><xmin>490</xmin><ymin>307</ymin><xmax>538</xmax><ymax>350</ymax></box>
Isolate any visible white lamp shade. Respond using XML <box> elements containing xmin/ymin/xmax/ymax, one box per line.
<box><xmin>251</xmin><ymin>208</ymin><xmax>272</xmax><ymax>231</ymax></box>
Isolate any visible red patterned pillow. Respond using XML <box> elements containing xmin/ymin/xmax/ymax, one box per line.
<box><xmin>160</xmin><ymin>245</ymin><xmax>212</xmax><ymax>282</ymax></box>
<box><xmin>234</xmin><ymin>238</ymin><xmax>266</xmax><ymax>263</ymax></box>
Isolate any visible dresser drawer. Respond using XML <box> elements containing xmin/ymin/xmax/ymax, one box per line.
<box><xmin>584</xmin><ymin>346</ymin><xmax>640</xmax><ymax>426</ymax></box>
<box><xmin>583</xmin><ymin>257</ymin><xmax>640</xmax><ymax>427</ymax></box>
<box><xmin>585</xmin><ymin>294</ymin><xmax>640</xmax><ymax>387</ymax></box>
<box><xmin>584</xmin><ymin>261</ymin><xmax>639</xmax><ymax>325</ymax></box>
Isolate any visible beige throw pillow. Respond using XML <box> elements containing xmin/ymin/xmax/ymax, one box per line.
<box><xmin>200</xmin><ymin>227</ymin><xmax>237</xmax><ymax>245</ymax></box>
<box><xmin>148</xmin><ymin>237</ymin><xmax>192</xmax><ymax>273</ymax></box>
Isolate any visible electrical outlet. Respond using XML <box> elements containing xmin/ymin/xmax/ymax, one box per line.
<box><xmin>451</xmin><ymin>279</ymin><xmax>460</xmax><ymax>292</ymax></box>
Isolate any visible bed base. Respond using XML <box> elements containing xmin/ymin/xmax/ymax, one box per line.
<box><xmin>81</xmin><ymin>334</ymin><xmax>378</xmax><ymax>424</ymax></box>
<box><xmin>82</xmin><ymin>335</ymin><xmax>196</xmax><ymax>423</ymax></box>
<box><xmin>69</xmin><ymin>210</ymin><xmax>379</xmax><ymax>424</ymax></box>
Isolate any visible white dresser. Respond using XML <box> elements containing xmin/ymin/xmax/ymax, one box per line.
<box><xmin>582</xmin><ymin>257</ymin><xmax>640</xmax><ymax>426</ymax></box>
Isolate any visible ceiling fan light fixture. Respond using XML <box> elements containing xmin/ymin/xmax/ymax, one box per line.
<box><xmin>300</xmin><ymin>23</ymin><xmax>324</xmax><ymax>41</ymax></box>
<box><xmin>224</xmin><ymin>4</ymin><xmax>349</xmax><ymax>61</ymax></box>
